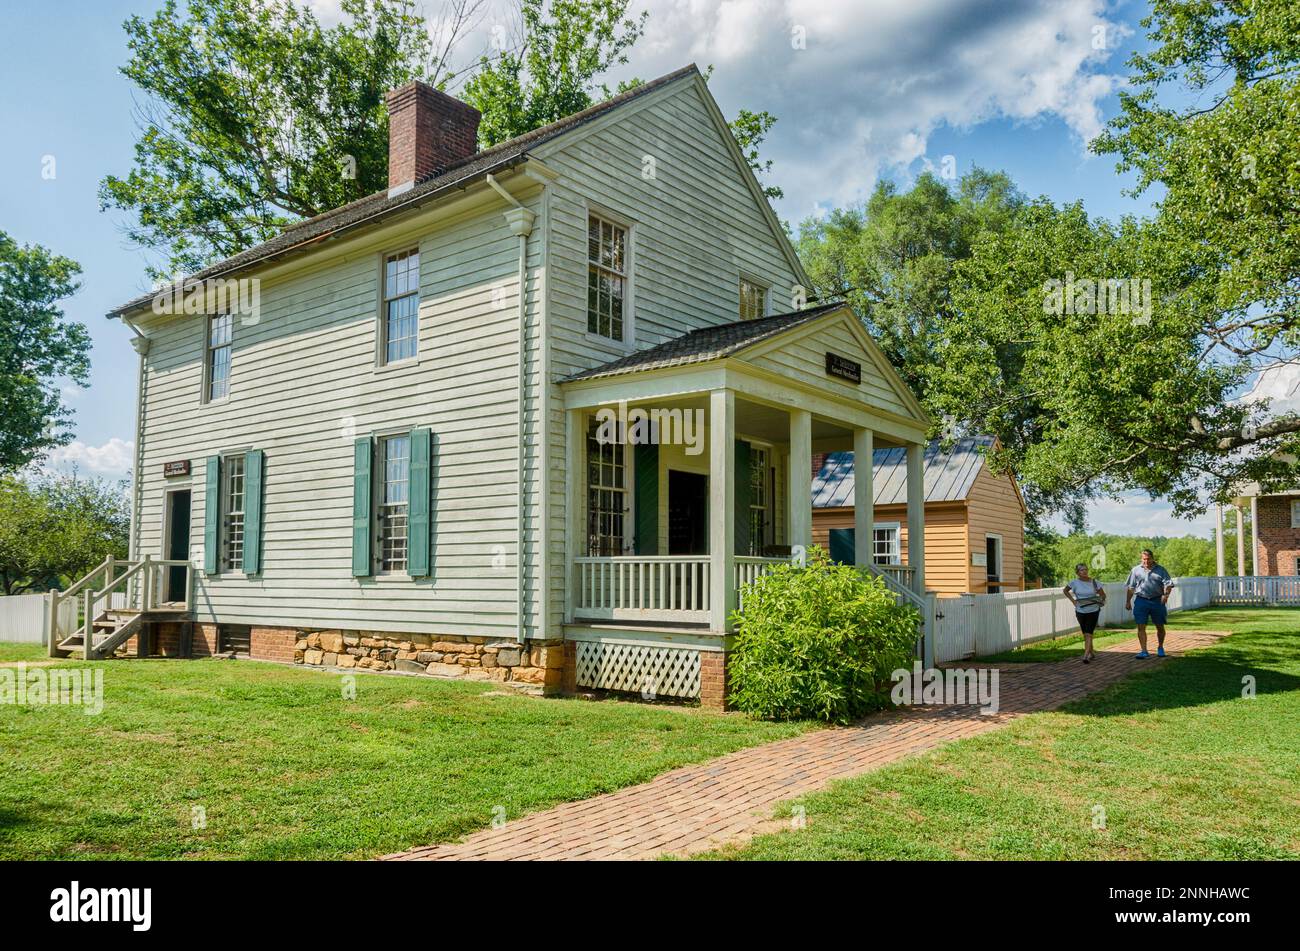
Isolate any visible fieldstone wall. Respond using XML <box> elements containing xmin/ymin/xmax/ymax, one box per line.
<box><xmin>294</xmin><ymin>629</ymin><xmax>564</xmax><ymax>693</ymax></box>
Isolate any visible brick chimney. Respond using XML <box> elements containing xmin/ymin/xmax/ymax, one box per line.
<box><xmin>385</xmin><ymin>81</ymin><xmax>481</xmax><ymax>195</ymax></box>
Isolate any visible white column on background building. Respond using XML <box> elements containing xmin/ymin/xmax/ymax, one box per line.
<box><xmin>1215</xmin><ymin>503</ymin><xmax>1226</xmax><ymax>576</ymax></box>
<box><xmin>788</xmin><ymin>409</ymin><xmax>813</xmax><ymax>555</ymax></box>
<box><xmin>1236</xmin><ymin>504</ymin><xmax>1246</xmax><ymax>577</ymax></box>
<box><xmin>905</xmin><ymin>441</ymin><xmax>926</xmax><ymax>595</ymax></box>
<box><xmin>1250</xmin><ymin>496</ymin><xmax>1259</xmax><ymax>577</ymax></box>
<box><xmin>709</xmin><ymin>389</ymin><xmax>736</xmax><ymax>633</ymax></box>
<box><xmin>564</xmin><ymin>408</ymin><xmax>585</xmax><ymax>623</ymax></box>
<box><xmin>853</xmin><ymin>428</ymin><xmax>874</xmax><ymax>568</ymax></box>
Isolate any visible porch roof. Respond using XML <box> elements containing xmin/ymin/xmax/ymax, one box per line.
<box><xmin>563</xmin><ymin>302</ymin><xmax>843</xmax><ymax>382</ymax></box>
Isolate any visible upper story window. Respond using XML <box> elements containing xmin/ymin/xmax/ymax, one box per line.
<box><xmin>221</xmin><ymin>453</ymin><xmax>246</xmax><ymax>572</ymax></box>
<box><xmin>587</xmin><ymin>215</ymin><xmax>627</xmax><ymax>342</ymax></box>
<box><xmin>1292</xmin><ymin>499</ymin><xmax>1300</xmax><ymax>529</ymax></box>
<box><xmin>739</xmin><ymin>278</ymin><xmax>768</xmax><ymax>321</ymax></box>
<box><xmin>207</xmin><ymin>313</ymin><xmax>232</xmax><ymax>401</ymax></box>
<box><xmin>377</xmin><ymin>434</ymin><xmax>411</xmax><ymax>573</ymax></box>
<box><xmin>382</xmin><ymin>249</ymin><xmax>420</xmax><ymax>364</ymax></box>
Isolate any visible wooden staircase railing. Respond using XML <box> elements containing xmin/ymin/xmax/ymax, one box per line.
<box><xmin>47</xmin><ymin>556</ymin><xmax>194</xmax><ymax>659</ymax></box>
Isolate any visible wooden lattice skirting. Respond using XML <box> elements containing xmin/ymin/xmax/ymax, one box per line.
<box><xmin>574</xmin><ymin>641</ymin><xmax>702</xmax><ymax>699</ymax></box>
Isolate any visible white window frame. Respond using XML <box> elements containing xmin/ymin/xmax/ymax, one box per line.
<box><xmin>378</xmin><ymin>248</ymin><xmax>421</xmax><ymax>367</ymax></box>
<box><xmin>872</xmin><ymin>521</ymin><xmax>901</xmax><ymax>565</ymax></box>
<box><xmin>219</xmin><ymin>453</ymin><xmax>246</xmax><ymax>573</ymax></box>
<box><xmin>1291</xmin><ymin>499</ymin><xmax>1300</xmax><ymax>529</ymax></box>
<box><xmin>374</xmin><ymin>432</ymin><xmax>412</xmax><ymax>575</ymax></box>
<box><xmin>738</xmin><ymin>273</ymin><xmax>769</xmax><ymax>321</ymax></box>
<box><xmin>203</xmin><ymin>313</ymin><xmax>233</xmax><ymax>403</ymax></box>
<box><xmin>583</xmin><ymin>203</ymin><xmax>635</xmax><ymax>350</ymax></box>
<box><xmin>585</xmin><ymin>420</ymin><xmax>632</xmax><ymax>556</ymax></box>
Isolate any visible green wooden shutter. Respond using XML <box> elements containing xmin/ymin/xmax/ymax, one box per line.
<box><xmin>352</xmin><ymin>437</ymin><xmax>373</xmax><ymax>577</ymax></box>
<box><xmin>203</xmin><ymin>455</ymin><xmax>221</xmax><ymax>574</ymax></box>
<box><xmin>735</xmin><ymin>439</ymin><xmax>752</xmax><ymax>556</ymax></box>
<box><xmin>242</xmin><ymin>449</ymin><xmax>265</xmax><ymax>575</ymax></box>
<box><xmin>829</xmin><ymin>528</ymin><xmax>856</xmax><ymax>566</ymax></box>
<box><xmin>408</xmin><ymin>428</ymin><xmax>431</xmax><ymax>577</ymax></box>
<box><xmin>634</xmin><ymin>443</ymin><xmax>659</xmax><ymax>555</ymax></box>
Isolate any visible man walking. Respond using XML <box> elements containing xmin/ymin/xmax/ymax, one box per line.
<box><xmin>1125</xmin><ymin>548</ymin><xmax>1175</xmax><ymax>658</ymax></box>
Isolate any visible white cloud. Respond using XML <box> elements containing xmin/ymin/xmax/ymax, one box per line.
<box><xmin>602</xmin><ymin>0</ymin><xmax>1127</xmax><ymax>221</ymax></box>
<box><xmin>1242</xmin><ymin>362</ymin><xmax>1300</xmax><ymax>416</ymax></box>
<box><xmin>46</xmin><ymin>438</ymin><xmax>135</xmax><ymax>475</ymax></box>
<box><xmin>1049</xmin><ymin>493</ymin><xmax>1217</xmax><ymax>540</ymax></box>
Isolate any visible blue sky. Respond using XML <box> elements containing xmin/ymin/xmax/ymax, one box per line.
<box><xmin>0</xmin><ymin>0</ymin><xmax>1219</xmax><ymax>537</ymax></box>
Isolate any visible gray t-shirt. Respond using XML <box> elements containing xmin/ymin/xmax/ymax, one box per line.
<box><xmin>1066</xmin><ymin>578</ymin><xmax>1105</xmax><ymax>613</ymax></box>
<box><xmin>1126</xmin><ymin>564</ymin><xmax>1173</xmax><ymax>600</ymax></box>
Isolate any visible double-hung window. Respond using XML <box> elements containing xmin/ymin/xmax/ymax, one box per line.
<box><xmin>1291</xmin><ymin>499</ymin><xmax>1300</xmax><ymax>529</ymax></box>
<box><xmin>382</xmin><ymin>249</ymin><xmax>420</xmax><ymax>364</ymax></box>
<box><xmin>872</xmin><ymin>524</ymin><xmax>901</xmax><ymax>565</ymax></box>
<box><xmin>586</xmin><ymin>422</ymin><xmax>627</xmax><ymax>556</ymax></box>
<box><xmin>587</xmin><ymin>215</ymin><xmax>627</xmax><ymax>342</ymax></box>
<box><xmin>739</xmin><ymin>277</ymin><xmax>768</xmax><ymax>320</ymax></box>
<box><xmin>207</xmin><ymin>313</ymin><xmax>232</xmax><ymax>401</ymax></box>
<box><xmin>377</xmin><ymin>434</ymin><xmax>411</xmax><ymax>573</ymax></box>
<box><xmin>220</xmin><ymin>454</ymin><xmax>246</xmax><ymax>571</ymax></box>
<box><xmin>748</xmin><ymin>447</ymin><xmax>770</xmax><ymax>555</ymax></box>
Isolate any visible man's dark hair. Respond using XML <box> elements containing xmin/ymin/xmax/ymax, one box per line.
<box><xmin>1141</xmin><ymin>548</ymin><xmax>1155</xmax><ymax>559</ymax></box>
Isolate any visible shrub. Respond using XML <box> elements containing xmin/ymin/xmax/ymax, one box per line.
<box><xmin>728</xmin><ymin>547</ymin><xmax>920</xmax><ymax>723</ymax></box>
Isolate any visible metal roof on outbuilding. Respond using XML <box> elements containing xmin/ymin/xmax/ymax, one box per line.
<box><xmin>812</xmin><ymin>435</ymin><xmax>998</xmax><ymax>508</ymax></box>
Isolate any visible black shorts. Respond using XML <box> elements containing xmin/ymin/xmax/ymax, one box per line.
<box><xmin>1077</xmin><ymin>611</ymin><xmax>1100</xmax><ymax>635</ymax></box>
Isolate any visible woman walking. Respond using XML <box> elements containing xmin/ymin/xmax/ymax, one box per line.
<box><xmin>1063</xmin><ymin>563</ymin><xmax>1107</xmax><ymax>663</ymax></box>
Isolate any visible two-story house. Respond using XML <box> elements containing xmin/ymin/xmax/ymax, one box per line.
<box><xmin>53</xmin><ymin>65</ymin><xmax>932</xmax><ymax>708</ymax></box>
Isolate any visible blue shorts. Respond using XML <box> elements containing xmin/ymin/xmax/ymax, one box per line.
<box><xmin>1133</xmin><ymin>597</ymin><xmax>1167</xmax><ymax>625</ymax></box>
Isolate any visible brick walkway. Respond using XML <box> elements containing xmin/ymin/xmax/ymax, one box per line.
<box><xmin>383</xmin><ymin>629</ymin><xmax>1225</xmax><ymax>861</ymax></box>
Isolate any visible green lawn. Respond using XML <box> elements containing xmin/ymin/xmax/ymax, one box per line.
<box><xmin>0</xmin><ymin>642</ymin><xmax>55</xmax><ymax>664</ymax></box>
<box><xmin>0</xmin><ymin>649</ymin><xmax>813</xmax><ymax>859</ymax></box>
<box><xmin>699</xmin><ymin>608</ymin><xmax>1300</xmax><ymax>860</ymax></box>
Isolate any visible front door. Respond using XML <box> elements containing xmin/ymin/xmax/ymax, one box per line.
<box><xmin>667</xmin><ymin>470</ymin><xmax>708</xmax><ymax>555</ymax></box>
<box><xmin>986</xmin><ymin>534</ymin><xmax>1002</xmax><ymax>593</ymax></box>
<box><xmin>165</xmin><ymin>489</ymin><xmax>192</xmax><ymax>603</ymax></box>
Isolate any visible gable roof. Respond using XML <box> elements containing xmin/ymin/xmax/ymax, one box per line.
<box><xmin>110</xmin><ymin>64</ymin><xmax>704</xmax><ymax>319</ymax></box>
<box><xmin>563</xmin><ymin>302</ymin><xmax>844</xmax><ymax>382</ymax></box>
<box><xmin>812</xmin><ymin>436</ymin><xmax>1001</xmax><ymax>507</ymax></box>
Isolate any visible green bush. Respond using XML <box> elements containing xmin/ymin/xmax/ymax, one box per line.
<box><xmin>728</xmin><ymin>547</ymin><xmax>920</xmax><ymax>723</ymax></box>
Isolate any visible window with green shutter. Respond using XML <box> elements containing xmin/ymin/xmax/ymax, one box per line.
<box><xmin>634</xmin><ymin>443</ymin><xmax>658</xmax><ymax>555</ymax></box>
<box><xmin>407</xmin><ymin>428</ymin><xmax>431</xmax><ymax>577</ymax></box>
<box><xmin>352</xmin><ymin>437</ymin><xmax>373</xmax><ymax>577</ymax></box>
<box><xmin>242</xmin><ymin>449</ymin><xmax>264</xmax><ymax>575</ymax></box>
<box><xmin>204</xmin><ymin>455</ymin><xmax>220</xmax><ymax>574</ymax></box>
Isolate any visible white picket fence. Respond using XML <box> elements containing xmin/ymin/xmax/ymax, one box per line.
<box><xmin>934</xmin><ymin>576</ymin><xmax>1216</xmax><ymax>663</ymax></box>
<box><xmin>0</xmin><ymin>592</ymin><xmax>125</xmax><ymax>644</ymax></box>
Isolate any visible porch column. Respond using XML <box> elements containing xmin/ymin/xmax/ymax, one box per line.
<box><xmin>788</xmin><ymin>409</ymin><xmax>812</xmax><ymax>556</ymax></box>
<box><xmin>709</xmin><ymin>390</ymin><xmax>736</xmax><ymax>632</ymax></box>
<box><xmin>905</xmin><ymin>441</ymin><xmax>925</xmax><ymax>595</ymax></box>
<box><xmin>853</xmin><ymin>427</ymin><xmax>874</xmax><ymax>567</ymax></box>
<box><xmin>1215</xmin><ymin>504</ymin><xmax>1226</xmax><ymax>576</ymax></box>
<box><xmin>564</xmin><ymin>408</ymin><xmax>584</xmax><ymax>623</ymax></box>
<box><xmin>1236</xmin><ymin>505</ymin><xmax>1246</xmax><ymax>577</ymax></box>
<box><xmin>1250</xmin><ymin>496</ymin><xmax>1259</xmax><ymax>576</ymax></box>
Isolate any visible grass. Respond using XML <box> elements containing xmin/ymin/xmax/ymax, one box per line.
<box><xmin>697</xmin><ymin>608</ymin><xmax>1300</xmax><ymax>860</ymax></box>
<box><xmin>0</xmin><ymin>650</ymin><xmax>814</xmax><ymax>859</ymax></box>
<box><xmin>0</xmin><ymin>642</ymin><xmax>56</xmax><ymax>664</ymax></box>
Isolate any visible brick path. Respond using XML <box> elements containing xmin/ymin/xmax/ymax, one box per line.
<box><xmin>383</xmin><ymin>629</ymin><xmax>1225</xmax><ymax>861</ymax></box>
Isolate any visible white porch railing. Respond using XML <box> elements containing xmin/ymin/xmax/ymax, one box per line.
<box><xmin>47</xmin><ymin>555</ymin><xmax>194</xmax><ymax>657</ymax></box>
<box><xmin>875</xmin><ymin>563</ymin><xmax>916</xmax><ymax>591</ymax></box>
<box><xmin>574</xmin><ymin>556</ymin><xmax>711</xmax><ymax>623</ymax></box>
<box><xmin>735</xmin><ymin>556</ymin><xmax>790</xmax><ymax>609</ymax></box>
<box><xmin>1210</xmin><ymin>575</ymin><xmax>1300</xmax><ymax>605</ymax></box>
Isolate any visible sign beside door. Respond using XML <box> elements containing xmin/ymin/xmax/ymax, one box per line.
<box><xmin>163</xmin><ymin>459</ymin><xmax>191</xmax><ymax>477</ymax></box>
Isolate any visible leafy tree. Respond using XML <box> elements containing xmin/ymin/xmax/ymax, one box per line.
<box><xmin>1087</xmin><ymin>0</ymin><xmax>1300</xmax><ymax>499</ymax></box>
<box><xmin>728</xmin><ymin>109</ymin><xmax>783</xmax><ymax>201</ymax></box>
<box><xmin>0</xmin><ymin>473</ymin><xmax>130</xmax><ymax>596</ymax></box>
<box><xmin>1027</xmin><ymin>531</ymin><xmax>1221</xmax><ymax>586</ymax></box>
<box><xmin>100</xmin><ymin>0</ymin><xmax>458</xmax><ymax>278</ymax></box>
<box><xmin>462</xmin><ymin>0</ymin><xmax>647</xmax><ymax>148</ymax></box>
<box><xmin>796</xmin><ymin>168</ymin><xmax>1024</xmax><ymax>399</ymax></box>
<box><xmin>0</xmin><ymin>231</ymin><xmax>87</xmax><ymax>473</ymax></box>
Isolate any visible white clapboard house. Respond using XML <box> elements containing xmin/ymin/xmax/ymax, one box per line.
<box><xmin>49</xmin><ymin>65</ymin><xmax>932</xmax><ymax>706</ymax></box>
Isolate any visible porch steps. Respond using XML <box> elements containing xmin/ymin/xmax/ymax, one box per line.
<box><xmin>54</xmin><ymin>609</ymin><xmax>188</xmax><ymax>660</ymax></box>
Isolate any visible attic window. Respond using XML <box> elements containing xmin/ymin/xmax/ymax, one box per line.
<box><xmin>587</xmin><ymin>215</ymin><xmax>627</xmax><ymax>342</ymax></box>
<box><xmin>739</xmin><ymin>278</ymin><xmax>767</xmax><ymax>320</ymax></box>
<box><xmin>206</xmin><ymin>313</ymin><xmax>232</xmax><ymax>401</ymax></box>
<box><xmin>382</xmin><ymin>249</ymin><xmax>420</xmax><ymax>364</ymax></box>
